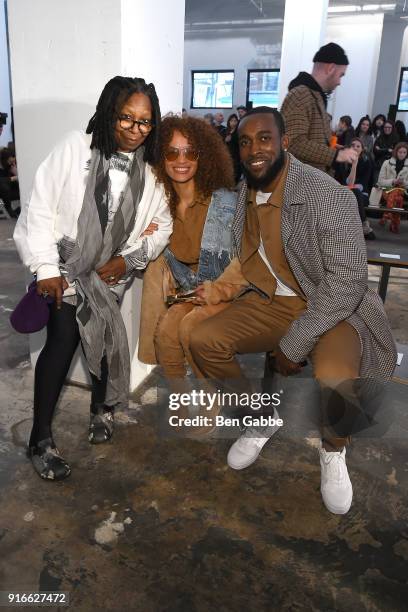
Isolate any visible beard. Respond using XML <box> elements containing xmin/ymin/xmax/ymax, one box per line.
<box><xmin>242</xmin><ymin>149</ymin><xmax>286</xmax><ymax>191</ymax></box>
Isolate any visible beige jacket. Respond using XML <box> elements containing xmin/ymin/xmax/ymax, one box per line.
<box><xmin>378</xmin><ymin>157</ymin><xmax>408</xmax><ymax>189</ymax></box>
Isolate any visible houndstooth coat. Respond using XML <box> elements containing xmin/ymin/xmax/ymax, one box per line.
<box><xmin>232</xmin><ymin>154</ymin><xmax>397</xmax><ymax>381</ymax></box>
<box><xmin>281</xmin><ymin>85</ymin><xmax>336</xmax><ymax>173</ymax></box>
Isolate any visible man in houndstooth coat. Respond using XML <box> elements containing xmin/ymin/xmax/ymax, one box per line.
<box><xmin>189</xmin><ymin>107</ymin><xmax>397</xmax><ymax>516</ymax></box>
<box><xmin>281</xmin><ymin>42</ymin><xmax>357</xmax><ymax>174</ymax></box>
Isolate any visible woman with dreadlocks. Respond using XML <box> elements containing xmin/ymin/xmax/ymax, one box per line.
<box><xmin>14</xmin><ymin>76</ymin><xmax>172</xmax><ymax>481</ymax></box>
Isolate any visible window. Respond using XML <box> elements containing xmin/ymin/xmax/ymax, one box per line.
<box><xmin>246</xmin><ymin>69</ymin><xmax>280</xmax><ymax>109</ymax></box>
<box><xmin>191</xmin><ymin>71</ymin><xmax>234</xmax><ymax>109</ymax></box>
<box><xmin>397</xmin><ymin>67</ymin><xmax>408</xmax><ymax>111</ymax></box>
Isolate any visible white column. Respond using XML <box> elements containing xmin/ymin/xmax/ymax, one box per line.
<box><xmin>325</xmin><ymin>14</ymin><xmax>383</xmax><ymax>126</ymax></box>
<box><xmin>7</xmin><ymin>0</ymin><xmax>185</xmax><ymax>391</ymax></box>
<box><xmin>278</xmin><ymin>0</ymin><xmax>329</xmax><ymax>107</ymax></box>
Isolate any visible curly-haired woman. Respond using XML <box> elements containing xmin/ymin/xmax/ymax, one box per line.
<box><xmin>138</xmin><ymin>115</ymin><xmax>246</xmax><ymax>379</ymax></box>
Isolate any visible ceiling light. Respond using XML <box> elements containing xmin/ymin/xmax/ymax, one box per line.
<box><xmin>362</xmin><ymin>3</ymin><xmax>395</xmax><ymax>9</ymax></box>
<box><xmin>328</xmin><ymin>3</ymin><xmax>395</xmax><ymax>13</ymax></box>
<box><xmin>328</xmin><ymin>5</ymin><xmax>362</xmax><ymax>12</ymax></box>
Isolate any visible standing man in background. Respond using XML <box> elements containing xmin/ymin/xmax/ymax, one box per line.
<box><xmin>281</xmin><ymin>42</ymin><xmax>358</xmax><ymax>173</ymax></box>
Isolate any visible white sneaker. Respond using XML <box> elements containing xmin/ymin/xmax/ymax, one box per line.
<box><xmin>227</xmin><ymin>410</ymin><xmax>281</xmax><ymax>470</ymax></box>
<box><xmin>319</xmin><ymin>447</ymin><xmax>353</xmax><ymax>515</ymax></box>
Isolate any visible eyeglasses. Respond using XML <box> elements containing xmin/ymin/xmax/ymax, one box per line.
<box><xmin>117</xmin><ymin>115</ymin><xmax>154</xmax><ymax>135</ymax></box>
<box><xmin>164</xmin><ymin>146</ymin><xmax>199</xmax><ymax>161</ymax></box>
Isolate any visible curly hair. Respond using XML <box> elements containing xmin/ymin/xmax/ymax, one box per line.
<box><xmin>154</xmin><ymin>116</ymin><xmax>235</xmax><ymax>217</ymax></box>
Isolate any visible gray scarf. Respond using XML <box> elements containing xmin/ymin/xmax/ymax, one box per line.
<box><xmin>59</xmin><ymin>147</ymin><xmax>145</xmax><ymax>408</ymax></box>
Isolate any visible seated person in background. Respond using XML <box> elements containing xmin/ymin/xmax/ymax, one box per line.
<box><xmin>394</xmin><ymin>119</ymin><xmax>407</xmax><ymax>143</ymax></box>
<box><xmin>0</xmin><ymin>146</ymin><xmax>20</xmax><ymax>217</ymax></box>
<box><xmin>373</xmin><ymin>120</ymin><xmax>399</xmax><ymax>174</ymax></box>
<box><xmin>203</xmin><ymin>113</ymin><xmax>216</xmax><ymax>128</ymax></box>
<box><xmin>214</xmin><ymin>112</ymin><xmax>227</xmax><ymax>138</ymax></box>
<box><xmin>224</xmin><ymin>113</ymin><xmax>241</xmax><ymax>183</ymax></box>
<box><xmin>138</xmin><ymin>116</ymin><xmax>243</xmax><ymax>379</ymax></box>
<box><xmin>335</xmin><ymin>137</ymin><xmax>375</xmax><ymax>239</ymax></box>
<box><xmin>224</xmin><ymin>113</ymin><xmax>239</xmax><ymax>144</ymax></box>
<box><xmin>372</xmin><ymin>113</ymin><xmax>386</xmax><ymax>140</ymax></box>
<box><xmin>13</xmin><ymin>76</ymin><xmax>172</xmax><ymax>480</ymax></box>
<box><xmin>377</xmin><ymin>141</ymin><xmax>408</xmax><ymax>234</ymax></box>
<box><xmin>336</xmin><ymin>115</ymin><xmax>355</xmax><ymax>147</ymax></box>
<box><xmin>355</xmin><ymin>116</ymin><xmax>374</xmax><ymax>157</ymax></box>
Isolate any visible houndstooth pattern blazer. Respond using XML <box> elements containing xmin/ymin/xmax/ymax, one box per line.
<box><xmin>232</xmin><ymin>154</ymin><xmax>397</xmax><ymax>381</ymax></box>
<box><xmin>281</xmin><ymin>86</ymin><xmax>336</xmax><ymax>173</ymax></box>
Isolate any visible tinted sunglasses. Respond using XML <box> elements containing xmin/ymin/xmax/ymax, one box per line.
<box><xmin>164</xmin><ymin>146</ymin><xmax>200</xmax><ymax>161</ymax></box>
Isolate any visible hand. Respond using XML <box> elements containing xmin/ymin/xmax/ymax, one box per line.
<box><xmin>192</xmin><ymin>284</ymin><xmax>206</xmax><ymax>304</ymax></box>
<box><xmin>336</xmin><ymin>148</ymin><xmax>358</xmax><ymax>164</ymax></box>
<box><xmin>273</xmin><ymin>347</ymin><xmax>303</xmax><ymax>377</ymax></box>
<box><xmin>37</xmin><ymin>276</ymin><xmax>69</xmax><ymax>310</ymax></box>
<box><xmin>96</xmin><ymin>256</ymin><xmax>127</xmax><ymax>286</ymax></box>
<box><xmin>141</xmin><ymin>222</ymin><xmax>158</xmax><ymax>237</ymax></box>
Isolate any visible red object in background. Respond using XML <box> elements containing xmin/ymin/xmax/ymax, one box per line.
<box><xmin>380</xmin><ymin>188</ymin><xmax>404</xmax><ymax>233</ymax></box>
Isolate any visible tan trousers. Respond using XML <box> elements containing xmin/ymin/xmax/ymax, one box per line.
<box><xmin>188</xmin><ymin>292</ymin><xmax>362</xmax><ymax>449</ymax></box>
<box><xmin>154</xmin><ymin>301</ymin><xmax>231</xmax><ymax>379</ymax></box>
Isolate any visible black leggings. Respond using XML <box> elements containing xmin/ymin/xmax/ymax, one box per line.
<box><xmin>30</xmin><ymin>302</ymin><xmax>108</xmax><ymax>446</ymax></box>
<box><xmin>351</xmin><ymin>188</ymin><xmax>368</xmax><ymax>223</ymax></box>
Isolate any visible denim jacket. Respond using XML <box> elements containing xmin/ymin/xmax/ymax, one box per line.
<box><xmin>164</xmin><ymin>188</ymin><xmax>238</xmax><ymax>291</ymax></box>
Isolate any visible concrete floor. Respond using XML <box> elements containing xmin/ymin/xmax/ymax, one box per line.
<box><xmin>0</xmin><ymin>218</ymin><xmax>407</xmax><ymax>612</ymax></box>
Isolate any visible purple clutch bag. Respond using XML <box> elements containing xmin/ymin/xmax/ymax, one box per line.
<box><xmin>10</xmin><ymin>281</ymin><xmax>54</xmax><ymax>334</ymax></box>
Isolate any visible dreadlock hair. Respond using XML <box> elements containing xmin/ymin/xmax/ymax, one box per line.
<box><xmin>239</xmin><ymin>106</ymin><xmax>286</xmax><ymax>136</ymax></box>
<box><xmin>86</xmin><ymin>76</ymin><xmax>161</xmax><ymax>163</ymax></box>
<box><xmin>154</xmin><ymin>116</ymin><xmax>235</xmax><ymax>218</ymax></box>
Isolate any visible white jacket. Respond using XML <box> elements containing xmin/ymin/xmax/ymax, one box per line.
<box><xmin>14</xmin><ymin>131</ymin><xmax>172</xmax><ymax>280</ymax></box>
<box><xmin>378</xmin><ymin>157</ymin><xmax>408</xmax><ymax>189</ymax></box>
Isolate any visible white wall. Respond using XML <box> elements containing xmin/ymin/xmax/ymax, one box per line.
<box><xmin>183</xmin><ymin>28</ymin><xmax>282</xmax><ymax>116</ymax></box>
<box><xmin>7</xmin><ymin>0</ymin><xmax>122</xmax><ymax>204</ymax></box>
<box><xmin>0</xmin><ymin>0</ymin><xmax>12</xmax><ymax>146</ymax></box>
<box><xmin>325</xmin><ymin>14</ymin><xmax>383</xmax><ymax>127</ymax></box>
<box><xmin>7</xmin><ymin>0</ymin><xmax>185</xmax><ymax>391</ymax></box>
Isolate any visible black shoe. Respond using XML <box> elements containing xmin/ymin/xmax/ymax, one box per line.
<box><xmin>88</xmin><ymin>408</ymin><xmax>114</xmax><ymax>444</ymax></box>
<box><xmin>365</xmin><ymin>231</ymin><xmax>376</xmax><ymax>240</ymax></box>
<box><xmin>29</xmin><ymin>438</ymin><xmax>71</xmax><ymax>481</ymax></box>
